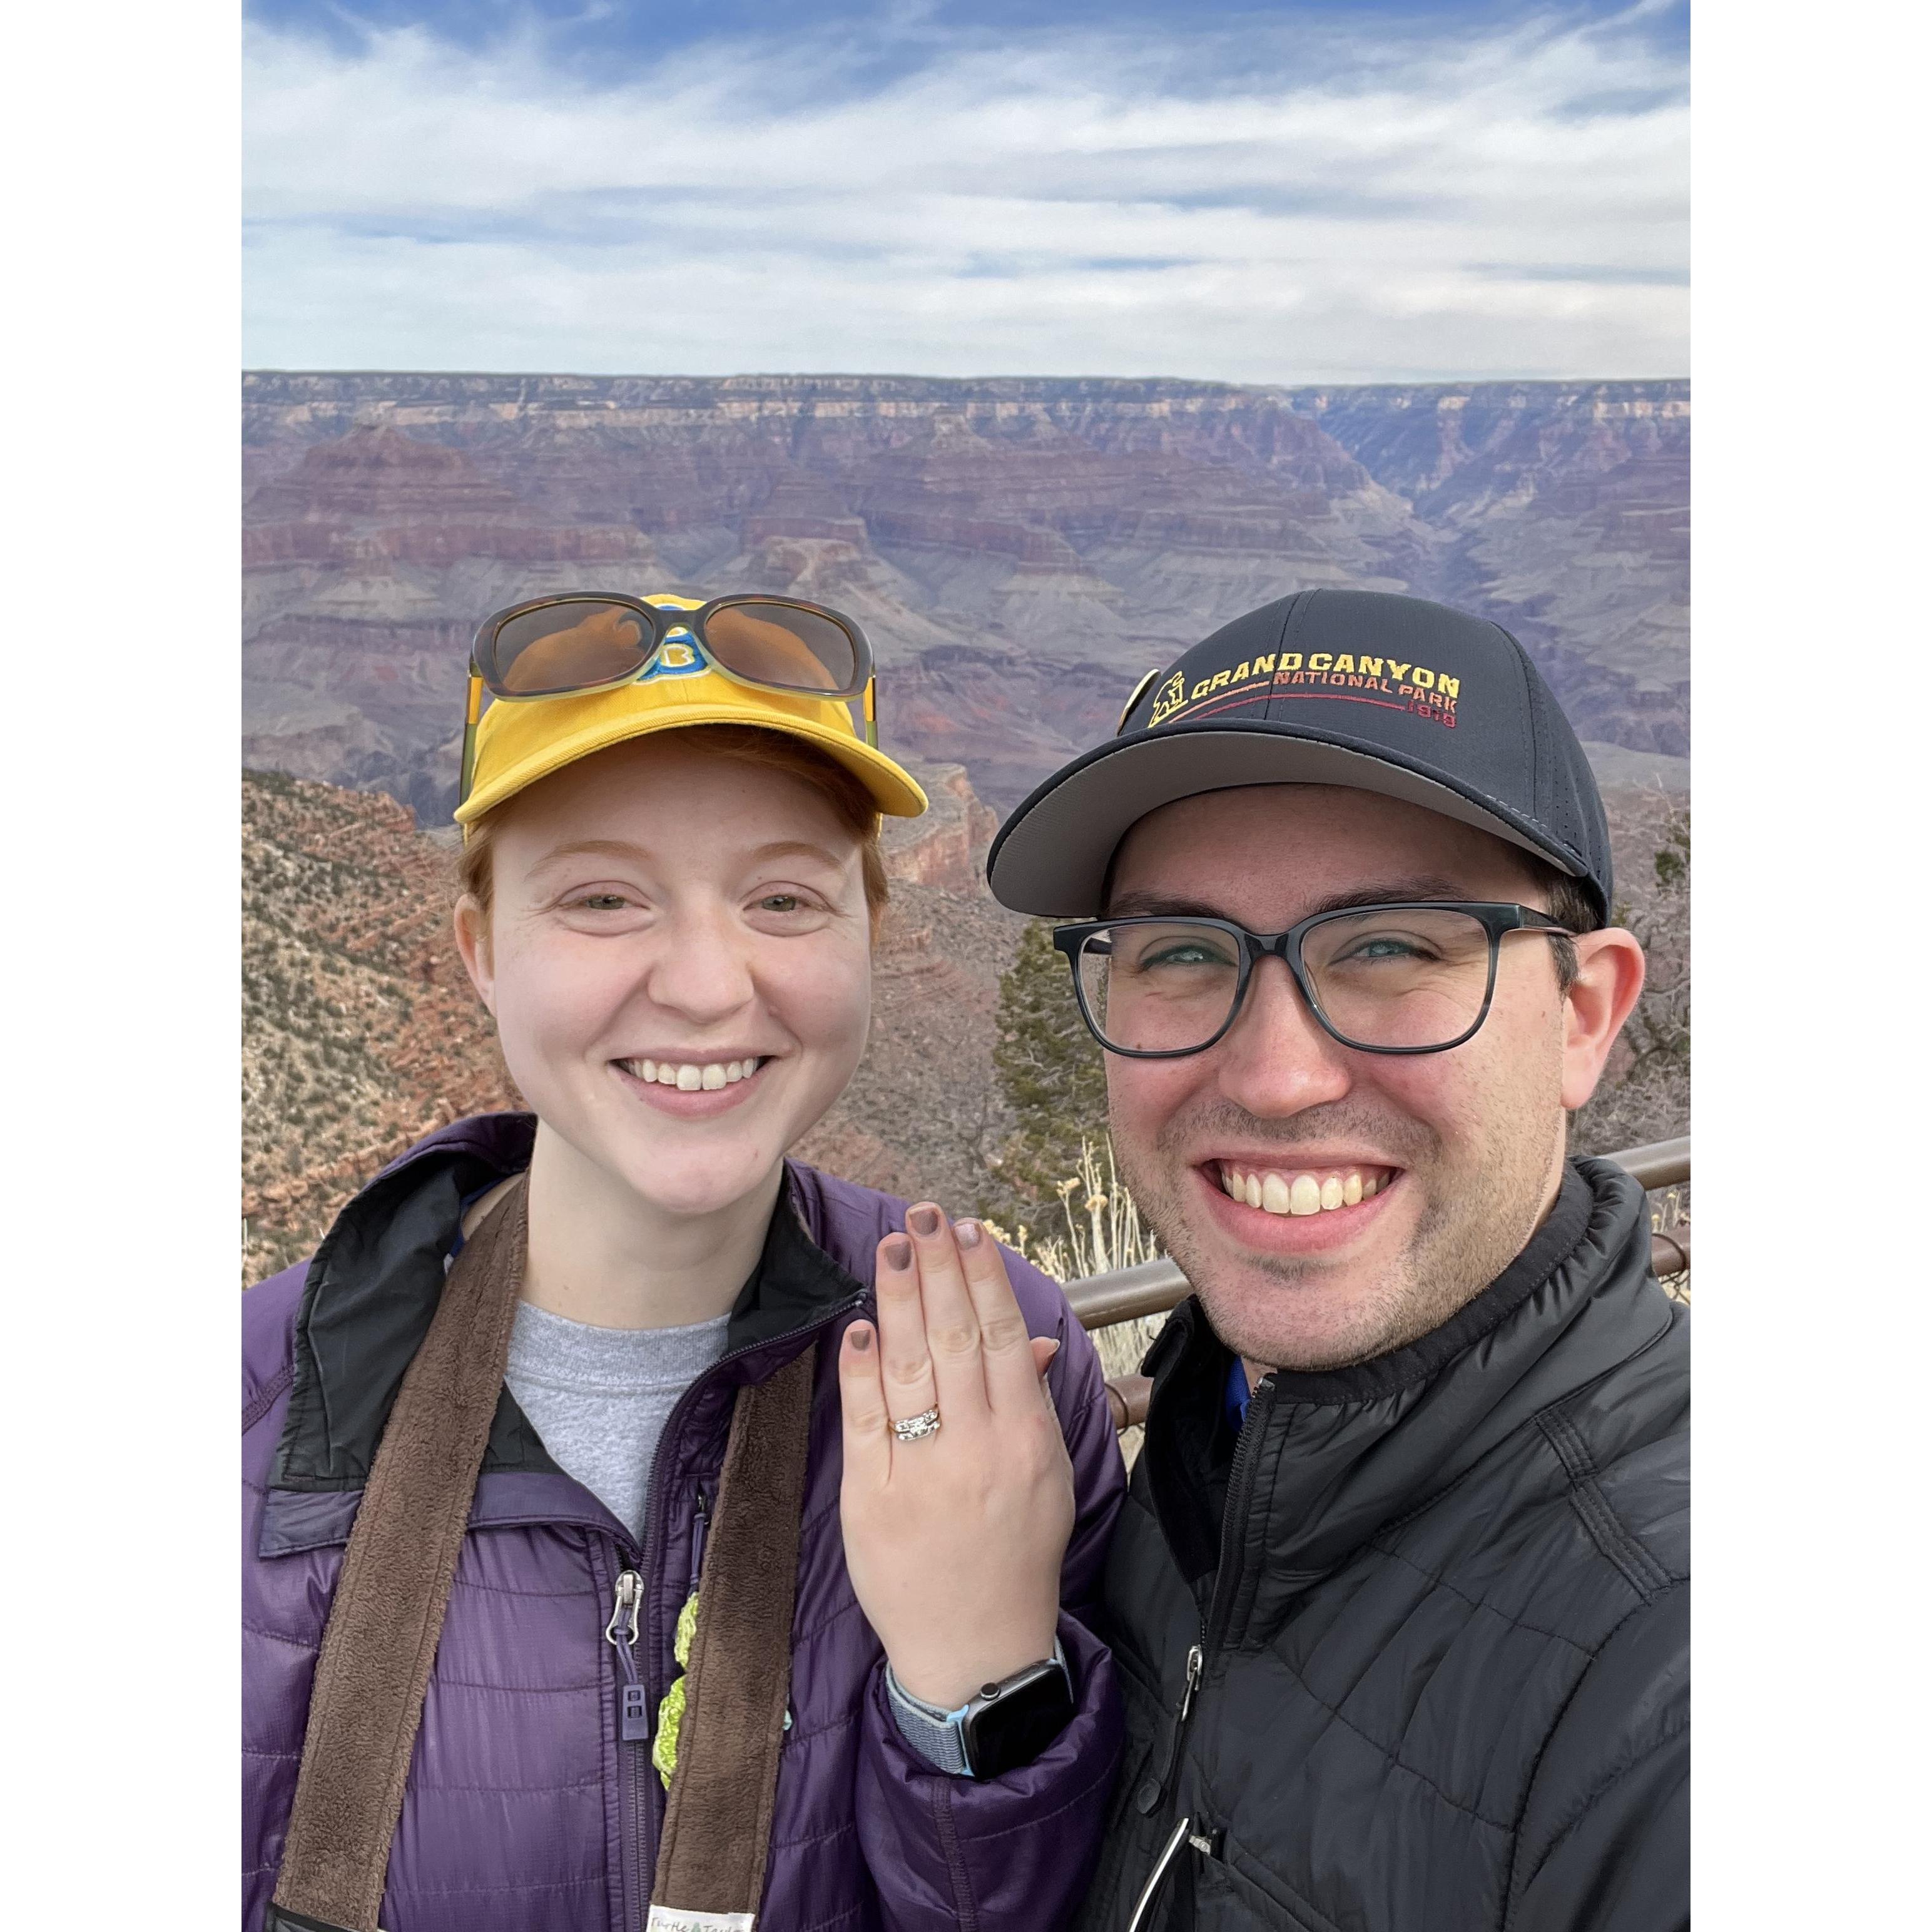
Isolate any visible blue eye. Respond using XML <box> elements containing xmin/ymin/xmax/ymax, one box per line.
<box><xmin>1127</xmin><ymin>938</ymin><xmax>1239</xmax><ymax>975</ymax></box>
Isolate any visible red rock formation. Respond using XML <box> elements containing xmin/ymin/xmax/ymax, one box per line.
<box><xmin>242</xmin><ymin>373</ymin><xmax>1689</xmax><ymax>815</ymax></box>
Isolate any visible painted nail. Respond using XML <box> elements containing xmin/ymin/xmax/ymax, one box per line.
<box><xmin>882</xmin><ymin>1235</ymin><xmax>913</xmax><ymax>1271</ymax></box>
<box><xmin>954</xmin><ymin>1219</ymin><xmax>983</xmax><ymax>1249</ymax></box>
<box><xmin>850</xmin><ymin>1325</ymin><xmax>872</xmax><ymax>1353</ymax></box>
<box><xmin>907</xmin><ymin>1206</ymin><xmax>942</xmax><ymax>1238</ymax></box>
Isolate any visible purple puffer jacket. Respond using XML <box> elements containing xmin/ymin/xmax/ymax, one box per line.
<box><xmin>243</xmin><ymin>1114</ymin><xmax>1126</xmax><ymax>1932</ymax></box>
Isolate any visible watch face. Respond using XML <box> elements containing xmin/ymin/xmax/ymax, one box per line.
<box><xmin>961</xmin><ymin>1664</ymin><xmax>1077</xmax><ymax>1779</ymax></box>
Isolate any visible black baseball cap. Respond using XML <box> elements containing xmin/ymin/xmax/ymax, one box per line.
<box><xmin>987</xmin><ymin>589</ymin><xmax>1613</xmax><ymax>922</ymax></box>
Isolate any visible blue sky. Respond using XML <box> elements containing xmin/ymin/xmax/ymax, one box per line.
<box><xmin>243</xmin><ymin>1</ymin><xmax>1688</xmax><ymax>380</ymax></box>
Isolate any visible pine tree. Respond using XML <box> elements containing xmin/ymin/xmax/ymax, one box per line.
<box><xmin>980</xmin><ymin>919</ymin><xmax>1110</xmax><ymax>1234</ymax></box>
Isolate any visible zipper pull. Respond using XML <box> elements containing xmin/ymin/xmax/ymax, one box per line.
<box><xmin>1134</xmin><ymin>1643</ymin><xmax>1204</xmax><ymax>1816</ymax></box>
<box><xmin>604</xmin><ymin>1569</ymin><xmax>651</xmax><ymax>1743</ymax></box>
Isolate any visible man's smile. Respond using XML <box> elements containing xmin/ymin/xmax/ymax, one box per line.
<box><xmin>1212</xmin><ymin>1159</ymin><xmax>1400</xmax><ymax>1216</ymax></box>
<box><xmin>1187</xmin><ymin>1152</ymin><xmax>1408</xmax><ymax>1256</ymax></box>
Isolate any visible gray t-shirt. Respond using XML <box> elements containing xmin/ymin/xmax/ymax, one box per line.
<box><xmin>505</xmin><ymin>1299</ymin><xmax>732</xmax><ymax>1544</ymax></box>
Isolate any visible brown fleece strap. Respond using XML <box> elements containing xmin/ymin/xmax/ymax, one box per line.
<box><xmin>270</xmin><ymin>1179</ymin><xmax>529</xmax><ymax>1932</ymax></box>
<box><xmin>649</xmin><ymin>1345</ymin><xmax>818</xmax><ymax>1930</ymax></box>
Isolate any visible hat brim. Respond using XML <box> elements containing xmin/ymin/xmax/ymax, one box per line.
<box><xmin>456</xmin><ymin>698</ymin><xmax>928</xmax><ymax>827</ymax></box>
<box><xmin>986</xmin><ymin>722</ymin><xmax>1587</xmax><ymax>917</ymax></box>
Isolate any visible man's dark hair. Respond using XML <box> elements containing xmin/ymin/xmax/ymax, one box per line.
<box><xmin>1525</xmin><ymin>858</ymin><xmax>1600</xmax><ymax>993</ymax></box>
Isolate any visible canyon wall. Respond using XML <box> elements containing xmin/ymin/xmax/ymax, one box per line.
<box><xmin>243</xmin><ymin>372</ymin><xmax>1689</xmax><ymax>820</ymax></box>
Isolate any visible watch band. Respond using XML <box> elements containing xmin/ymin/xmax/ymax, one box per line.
<box><xmin>885</xmin><ymin>1640</ymin><xmax>1070</xmax><ymax>1778</ymax></box>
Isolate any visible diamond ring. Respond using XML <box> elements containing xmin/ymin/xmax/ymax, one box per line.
<box><xmin>891</xmin><ymin>1405</ymin><xmax>942</xmax><ymax>1443</ymax></box>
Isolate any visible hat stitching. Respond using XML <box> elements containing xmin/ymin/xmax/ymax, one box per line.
<box><xmin>1259</xmin><ymin>591</ymin><xmax>1313</xmax><ymax>719</ymax></box>
<box><xmin>1493</xmin><ymin>623</ymin><xmax>1548</xmax><ymax>834</ymax></box>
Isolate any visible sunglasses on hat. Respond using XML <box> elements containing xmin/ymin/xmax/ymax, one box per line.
<box><xmin>459</xmin><ymin>592</ymin><xmax>878</xmax><ymax>807</ymax></box>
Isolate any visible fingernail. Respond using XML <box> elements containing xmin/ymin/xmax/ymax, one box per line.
<box><xmin>849</xmin><ymin>1324</ymin><xmax>873</xmax><ymax>1353</ymax></box>
<box><xmin>1044</xmin><ymin>1338</ymin><xmax>1062</xmax><ymax>1361</ymax></box>
<box><xmin>954</xmin><ymin>1219</ymin><xmax>983</xmax><ymax>1249</ymax></box>
<box><xmin>907</xmin><ymin>1206</ymin><xmax>942</xmax><ymax>1239</ymax></box>
<box><xmin>882</xmin><ymin>1235</ymin><xmax>913</xmax><ymax>1270</ymax></box>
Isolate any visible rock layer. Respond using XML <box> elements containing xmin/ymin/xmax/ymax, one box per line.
<box><xmin>243</xmin><ymin>373</ymin><xmax>1689</xmax><ymax>820</ymax></box>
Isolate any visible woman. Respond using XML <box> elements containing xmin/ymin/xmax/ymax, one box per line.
<box><xmin>242</xmin><ymin>592</ymin><xmax>1126</xmax><ymax>1931</ymax></box>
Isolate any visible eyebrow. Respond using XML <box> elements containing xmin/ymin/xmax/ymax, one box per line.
<box><xmin>534</xmin><ymin>838</ymin><xmax>652</xmax><ymax>867</ymax></box>
<box><xmin>531</xmin><ymin>837</ymin><xmax>851</xmax><ymax>871</ymax></box>
<box><xmin>745</xmin><ymin>840</ymin><xmax>852</xmax><ymax>870</ymax></box>
<box><xmin>1103</xmin><ymin>877</ymin><xmax>1476</xmax><ymax>923</ymax></box>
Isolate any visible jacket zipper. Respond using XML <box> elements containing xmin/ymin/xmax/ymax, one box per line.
<box><xmin>604</xmin><ymin>1563</ymin><xmax>653</xmax><ymax>1930</ymax></box>
<box><xmin>1129</xmin><ymin>1372</ymin><xmax>1278</xmax><ymax>1916</ymax></box>
<box><xmin>607</xmin><ymin>1567</ymin><xmax>652</xmax><ymax>1742</ymax></box>
<box><xmin>626</xmin><ymin>1287</ymin><xmax>867</xmax><ymax>1927</ymax></box>
<box><xmin>689</xmin><ymin>1481</ymin><xmax>712</xmax><ymax>1587</ymax></box>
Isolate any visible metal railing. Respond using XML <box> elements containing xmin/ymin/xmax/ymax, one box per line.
<box><xmin>1070</xmin><ymin>1135</ymin><xmax>1689</xmax><ymax>1433</ymax></box>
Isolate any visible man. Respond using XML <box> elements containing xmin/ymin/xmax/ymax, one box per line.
<box><xmin>987</xmin><ymin>589</ymin><xmax>1687</xmax><ymax>1932</ymax></box>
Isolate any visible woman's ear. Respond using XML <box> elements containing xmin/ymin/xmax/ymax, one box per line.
<box><xmin>452</xmin><ymin>895</ymin><xmax>496</xmax><ymax>1015</ymax></box>
<box><xmin>1558</xmin><ymin>927</ymin><xmax>1647</xmax><ymax>1112</ymax></box>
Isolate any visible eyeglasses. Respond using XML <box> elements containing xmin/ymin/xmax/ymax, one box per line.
<box><xmin>459</xmin><ymin>592</ymin><xmax>878</xmax><ymax>806</ymax></box>
<box><xmin>1051</xmin><ymin>903</ymin><xmax>1574</xmax><ymax>1059</ymax></box>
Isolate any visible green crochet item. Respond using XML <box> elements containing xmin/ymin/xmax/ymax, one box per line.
<box><xmin>651</xmin><ymin>1592</ymin><xmax>701</xmax><ymax>1787</ymax></box>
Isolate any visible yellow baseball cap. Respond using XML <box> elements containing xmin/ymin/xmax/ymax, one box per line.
<box><xmin>455</xmin><ymin>594</ymin><xmax>928</xmax><ymax>829</ymax></box>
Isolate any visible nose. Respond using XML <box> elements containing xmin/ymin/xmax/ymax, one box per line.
<box><xmin>639</xmin><ymin>905</ymin><xmax>757</xmax><ymax>1027</ymax></box>
<box><xmin>1210</xmin><ymin>953</ymin><xmax>1355</xmax><ymax>1118</ymax></box>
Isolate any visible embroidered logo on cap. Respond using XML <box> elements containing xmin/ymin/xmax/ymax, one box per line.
<box><xmin>1151</xmin><ymin>648</ymin><xmax>1466</xmax><ymax>732</ymax></box>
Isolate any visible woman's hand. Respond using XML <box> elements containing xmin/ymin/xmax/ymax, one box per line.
<box><xmin>837</xmin><ymin>1205</ymin><xmax>1076</xmax><ymax>1711</ymax></box>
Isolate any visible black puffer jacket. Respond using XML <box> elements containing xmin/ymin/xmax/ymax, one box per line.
<box><xmin>1077</xmin><ymin>1159</ymin><xmax>1688</xmax><ymax>1932</ymax></box>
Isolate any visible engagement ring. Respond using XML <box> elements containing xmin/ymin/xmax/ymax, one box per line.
<box><xmin>891</xmin><ymin>1405</ymin><xmax>942</xmax><ymax>1443</ymax></box>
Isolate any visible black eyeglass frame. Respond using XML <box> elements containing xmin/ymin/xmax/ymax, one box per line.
<box><xmin>1050</xmin><ymin>902</ymin><xmax>1574</xmax><ymax>1060</ymax></box>
<box><xmin>460</xmin><ymin>591</ymin><xmax>879</xmax><ymax>807</ymax></box>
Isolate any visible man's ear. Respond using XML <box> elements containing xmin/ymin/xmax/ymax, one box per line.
<box><xmin>1559</xmin><ymin>927</ymin><xmax>1647</xmax><ymax>1112</ymax></box>
<box><xmin>452</xmin><ymin>895</ymin><xmax>496</xmax><ymax>1015</ymax></box>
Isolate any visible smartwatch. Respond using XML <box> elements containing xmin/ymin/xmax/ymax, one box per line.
<box><xmin>887</xmin><ymin>1643</ymin><xmax>1077</xmax><ymax>1779</ymax></box>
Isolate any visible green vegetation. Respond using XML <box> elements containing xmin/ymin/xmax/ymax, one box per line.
<box><xmin>979</xmin><ymin>920</ymin><xmax>1109</xmax><ymax>1241</ymax></box>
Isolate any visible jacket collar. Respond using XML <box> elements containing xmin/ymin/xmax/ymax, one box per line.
<box><xmin>1141</xmin><ymin>1157</ymin><xmax>1671</xmax><ymax>1622</ymax></box>
<box><xmin>270</xmin><ymin>1112</ymin><xmax>865</xmax><ymax>1500</ymax></box>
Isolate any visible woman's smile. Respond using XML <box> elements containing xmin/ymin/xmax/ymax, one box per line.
<box><xmin>612</xmin><ymin>1050</ymin><xmax>778</xmax><ymax>1116</ymax></box>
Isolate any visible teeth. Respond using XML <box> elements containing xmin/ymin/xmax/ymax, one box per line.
<box><xmin>1219</xmin><ymin>1164</ymin><xmax>1391</xmax><ymax>1218</ymax></box>
<box><xmin>624</xmin><ymin>1055</ymin><xmax>763</xmax><ymax>1089</ymax></box>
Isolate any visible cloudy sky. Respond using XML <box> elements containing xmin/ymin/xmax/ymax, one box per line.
<box><xmin>243</xmin><ymin>0</ymin><xmax>1687</xmax><ymax>382</ymax></box>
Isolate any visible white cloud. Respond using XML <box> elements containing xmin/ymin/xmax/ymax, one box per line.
<box><xmin>242</xmin><ymin>9</ymin><xmax>1687</xmax><ymax>380</ymax></box>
